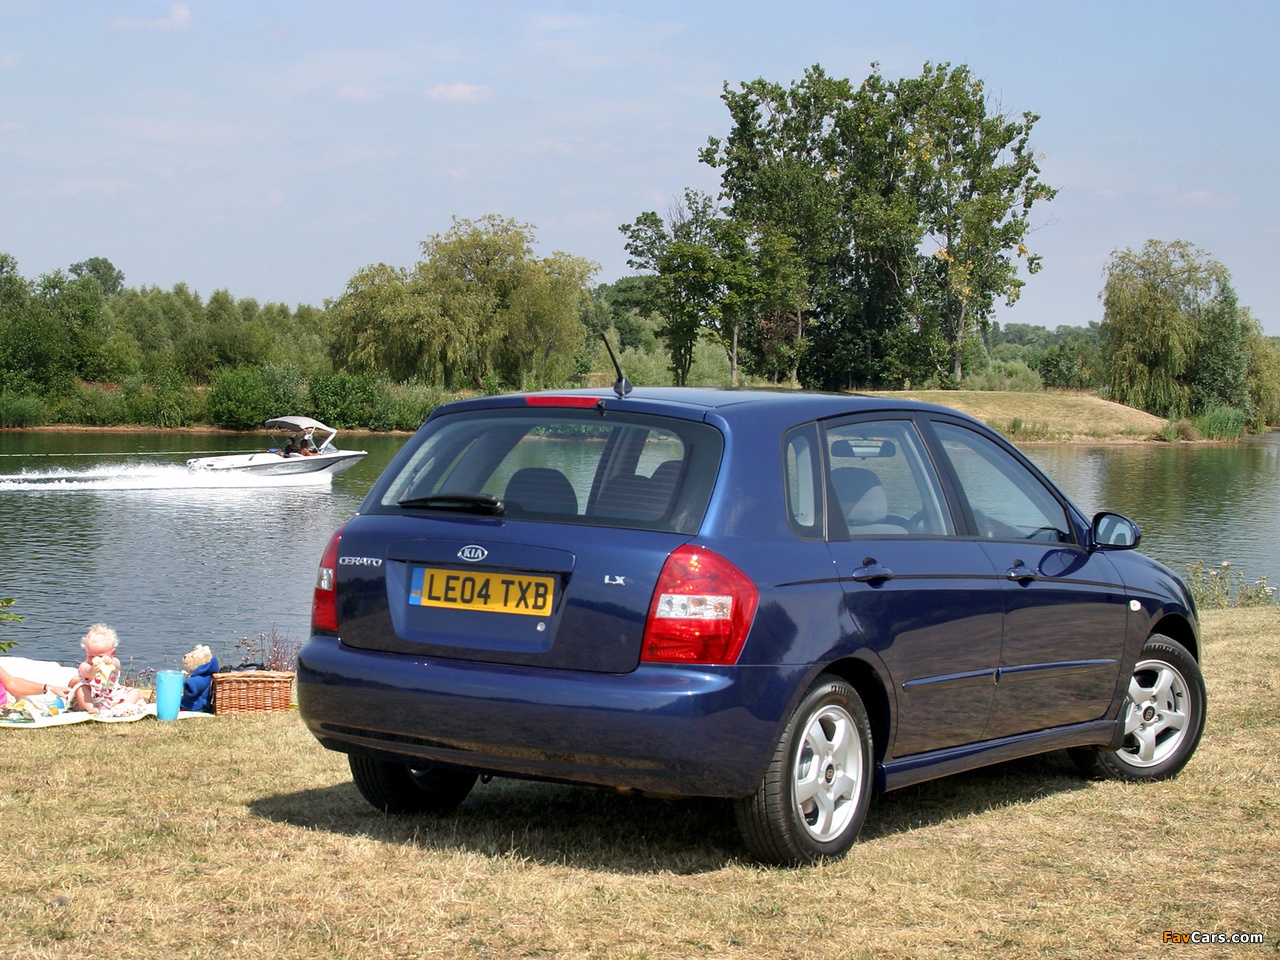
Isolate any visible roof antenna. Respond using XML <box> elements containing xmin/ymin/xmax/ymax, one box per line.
<box><xmin>601</xmin><ymin>334</ymin><xmax>632</xmax><ymax>399</ymax></box>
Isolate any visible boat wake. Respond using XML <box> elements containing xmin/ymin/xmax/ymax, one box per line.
<box><xmin>0</xmin><ymin>463</ymin><xmax>333</xmax><ymax>492</ymax></box>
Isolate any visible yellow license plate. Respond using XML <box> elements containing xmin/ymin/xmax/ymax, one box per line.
<box><xmin>410</xmin><ymin>567</ymin><xmax>555</xmax><ymax>616</ymax></box>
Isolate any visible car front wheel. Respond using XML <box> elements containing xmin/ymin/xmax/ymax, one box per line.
<box><xmin>736</xmin><ymin>674</ymin><xmax>874</xmax><ymax>865</ymax></box>
<box><xmin>348</xmin><ymin>755</ymin><xmax>479</xmax><ymax>814</ymax></box>
<box><xmin>1073</xmin><ymin>634</ymin><xmax>1206</xmax><ymax>781</ymax></box>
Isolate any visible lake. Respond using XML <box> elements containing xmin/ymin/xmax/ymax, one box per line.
<box><xmin>1</xmin><ymin>427</ymin><xmax>1277</xmax><ymax>674</ymax></box>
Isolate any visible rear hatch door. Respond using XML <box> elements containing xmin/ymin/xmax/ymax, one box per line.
<box><xmin>334</xmin><ymin>402</ymin><xmax>724</xmax><ymax>674</ymax></box>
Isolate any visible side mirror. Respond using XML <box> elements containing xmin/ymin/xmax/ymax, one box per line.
<box><xmin>1092</xmin><ymin>512</ymin><xmax>1141</xmax><ymax>550</ymax></box>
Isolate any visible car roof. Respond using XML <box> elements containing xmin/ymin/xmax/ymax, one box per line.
<box><xmin>435</xmin><ymin>387</ymin><xmax>983</xmax><ymax>427</ymax></box>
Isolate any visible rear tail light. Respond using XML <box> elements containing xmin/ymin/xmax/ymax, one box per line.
<box><xmin>311</xmin><ymin>526</ymin><xmax>344</xmax><ymax>633</ymax></box>
<box><xmin>641</xmin><ymin>545</ymin><xmax>759</xmax><ymax>664</ymax></box>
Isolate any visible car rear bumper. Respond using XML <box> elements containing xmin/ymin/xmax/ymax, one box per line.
<box><xmin>296</xmin><ymin>634</ymin><xmax>784</xmax><ymax>798</ymax></box>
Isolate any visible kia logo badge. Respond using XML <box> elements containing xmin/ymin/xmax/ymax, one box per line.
<box><xmin>458</xmin><ymin>545</ymin><xmax>488</xmax><ymax>562</ymax></box>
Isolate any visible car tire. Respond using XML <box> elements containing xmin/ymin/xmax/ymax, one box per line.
<box><xmin>735</xmin><ymin>674</ymin><xmax>874</xmax><ymax>865</ymax></box>
<box><xmin>348</xmin><ymin>755</ymin><xmax>479</xmax><ymax>815</ymax></box>
<box><xmin>1071</xmin><ymin>634</ymin><xmax>1206</xmax><ymax>782</ymax></box>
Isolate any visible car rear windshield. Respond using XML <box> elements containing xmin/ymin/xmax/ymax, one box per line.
<box><xmin>373</xmin><ymin>408</ymin><xmax>723</xmax><ymax>534</ymax></box>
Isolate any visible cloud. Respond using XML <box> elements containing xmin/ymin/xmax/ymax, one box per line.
<box><xmin>1152</xmin><ymin>183</ymin><xmax>1235</xmax><ymax>211</ymax></box>
<box><xmin>425</xmin><ymin>82</ymin><xmax>489</xmax><ymax>104</ymax></box>
<box><xmin>114</xmin><ymin>3</ymin><xmax>192</xmax><ymax>31</ymax></box>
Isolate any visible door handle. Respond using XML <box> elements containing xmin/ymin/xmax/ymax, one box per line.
<box><xmin>852</xmin><ymin>557</ymin><xmax>893</xmax><ymax>583</ymax></box>
<box><xmin>1006</xmin><ymin>559</ymin><xmax>1037</xmax><ymax>584</ymax></box>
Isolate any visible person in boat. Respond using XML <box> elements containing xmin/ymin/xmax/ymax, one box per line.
<box><xmin>282</xmin><ymin>436</ymin><xmax>299</xmax><ymax>457</ymax></box>
<box><xmin>299</xmin><ymin>435</ymin><xmax>318</xmax><ymax>456</ymax></box>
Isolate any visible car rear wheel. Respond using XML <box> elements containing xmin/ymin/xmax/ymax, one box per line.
<box><xmin>1071</xmin><ymin>634</ymin><xmax>1206</xmax><ymax>781</ymax></box>
<box><xmin>735</xmin><ymin>674</ymin><xmax>874</xmax><ymax>865</ymax></box>
<box><xmin>348</xmin><ymin>755</ymin><xmax>479</xmax><ymax>814</ymax></box>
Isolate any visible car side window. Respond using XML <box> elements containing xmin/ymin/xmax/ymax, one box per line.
<box><xmin>932</xmin><ymin>421</ymin><xmax>1073</xmax><ymax>543</ymax></box>
<box><xmin>783</xmin><ymin>424</ymin><xmax>823</xmax><ymax>539</ymax></box>
<box><xmin>822</xmin><ymin>420</ymin><xmax>953</xmax><ymax>538</ymax></box>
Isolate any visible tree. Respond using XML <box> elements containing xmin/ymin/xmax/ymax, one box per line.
<box><xmin>621</xmin><ymin>191</ymin><xmax>729</xmax><ymax>385</ymax></box>
<box><xmin>328</xmin><ymin>216</ymin><xmax>595</xmax><ymax>390</ymax></box>
<box><xmin>1246</xmin><ymin>325</ymin><xmax>1280</xmax><ymax>427</ymax></box>
<box><xmin>700</xmin><ymin>65</ymin><xmax>906</xmax><ymax>389</ymax></box>
<box><xmin>326</xmin><ymin>262</ymin><xmax>447</xmax><ymax>383</ymax></box>
<box><xmin>1100</xmin><ymin>240</ymin><xmax>1253</xmax><ymax>418</ymax></box>
<box><xmin>694</xmin><ymin>62</ymin><xmax>1055</xmax><ymax>389</ymax></box>
<box><xmin>498</xmin><ymin>250</ymin><xmax>596</xmax><ymax>389</ymax></box>
<box><xmin>69</xmin><ymin>257</ymin><xmax>125</xmax><ymax>297</ymax></box>
<box><xmin>900</xmin><ymin>63</ymin><xmax>1056</xmax><ymax>383</ymax></box>
<box><xmin>737</xmin><ymin>225</ymin><xmax>810</xmax><ymax>384</ymax></box>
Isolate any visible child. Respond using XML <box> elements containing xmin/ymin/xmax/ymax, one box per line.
<box><xmin>72</xmin><ymin>623</ymin><xmax>147</xmax><ymax>717</ymax></box>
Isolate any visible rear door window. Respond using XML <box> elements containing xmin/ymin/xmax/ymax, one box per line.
<box><xmin>375</xmin><ymin>409</ymin><xmax>722</xmax><ymax>534</ymax></box>
<box><xmin>822</xmin><ymin>419</ymin><xmax>954</xmax><ymax>538</ymax></box>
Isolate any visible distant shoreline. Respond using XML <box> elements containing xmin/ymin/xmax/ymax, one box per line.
<box><xmin>2</xmin><ymin>389</ymin><xmax>1261</xmax><ymax>443</ymax></box>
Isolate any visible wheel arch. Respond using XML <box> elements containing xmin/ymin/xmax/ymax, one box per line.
<box><xmin>1150</xmin><ymin>611</ymin><xmax>1200</xmax><ymax>660</ymax></box>
<box><xmin>817</xmin><ymin>655</ymin><xmax>893</xmax><ymax>766</ymax></box>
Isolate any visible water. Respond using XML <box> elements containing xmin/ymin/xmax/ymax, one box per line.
<box><xmin>1025</xmin><ymin>433</ymin><xmax>1280</xmax><ymax>583</ymax></box>
<box><xmin>0</xmin><ymin>430</ymin><xmax>408</xmax><ymax>673</ymax></box>
<box><xmin>1</xmin><ymin>428</ymin><xmax>1277</xmax><ymax>673</ymax></box>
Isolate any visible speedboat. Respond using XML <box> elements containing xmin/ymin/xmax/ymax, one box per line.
<box><xmin>187</xmin><ymin>416</ymin><xmax>367</xmax><ymax>478</ymax></box>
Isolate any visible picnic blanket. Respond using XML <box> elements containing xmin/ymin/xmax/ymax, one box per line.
<box><xmin>0</xmin><ymin>699</ymin><xmax>213</xmax><ymax>727</ymax></box>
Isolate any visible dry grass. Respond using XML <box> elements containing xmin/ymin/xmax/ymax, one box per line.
<box><xmin>865</xmin><ymin>390</ymin><xmax>1168</xmax><ymax>442</ymax></box>
<box><xmin>3</xmin><ymin>608</ymin><xmax>1277</xmax><ymax>959</ymax></box>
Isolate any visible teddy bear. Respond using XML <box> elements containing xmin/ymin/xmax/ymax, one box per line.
<box><xmin>180</xmin><ymin>643</ymin><xmax>220</xmax><ymax>712</ymax></box>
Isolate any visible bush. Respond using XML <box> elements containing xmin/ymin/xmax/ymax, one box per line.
<box><xmin>54</xmin><ymin>384</ymin><xmax>126</xmax><ymax>425</ymax></box>
<box><xmin>260</xmin><ymin>363</ymin><xmax>307</xmax><ymax>415</ymax></box>
<box><xmin>1193</xmin><ymin>403</ymin><xmax>1248</xmax><ymax>440</ymax></box>
<box><xmin>686</xmin><ymin>340</ymin><xmax>732</xmax><ymax>386</ymax></box>
<box><xmin>207</xmin><ymin>367</ymin><xmax>273</xmax><ymax>430</ymax></box>
<box><xmin>0</xmin><ymin>392</ymin><xmax>46</xmax><ymax>427</ymax></box>
<box><xmin>308</xmin><ymin>371</ymin><xmax>393</xmax><ymax>430</ymax></box>
<box><xmin>0</xmin><ymin>596</ymin><xmax>20</xmax><ymax>653</ymax></box>
<box><xmin>1158</xmin><ymin>418</ymin><xmax>1200</xmax><ymax>442</ymax></box>
<box><xmin>1186</xmin><ymin>560</ymin><xmax>1276</xmax><ymax>609</ymax></box>
<box><xmin>1002</xmin><ymin>418</ymin><xmax>1054</xmax><ymax>441</ymax></box>
<box><xmin>964</xmin><ymin>360</ymin><xmax>1044</xmax><ymax>392</ymax></box>
<box><xmin>385</xmin><ymin>381</ymin><xmax>446</xmax><ymax>431</ymax></box>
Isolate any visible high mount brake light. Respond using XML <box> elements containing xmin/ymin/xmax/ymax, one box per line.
<box><xmin>641</xmin><ymin>545</ymin><xmax>759</xmax><ymax>665</ymax></box>
<box><xmin>311</xmin><ymin>526</ymin><xmax>344</xmax><ymax>633</ymax></box>
<box><xmin>524</xmin><ymin>395</ymin><xmax>600</xmax><ymax>408</ymax></box>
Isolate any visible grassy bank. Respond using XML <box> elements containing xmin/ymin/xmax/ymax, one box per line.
<box><xmin>3</xmin><ymin>608</ymin><xmax>1277</xmax><ymax>959</ymax></box>
<box><xmin>867</xmin><ymin>389</ymin><xmax>1169</xmax><ymax>441</ymax></box>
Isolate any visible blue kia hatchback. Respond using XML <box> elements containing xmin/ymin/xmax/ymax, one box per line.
<box><xmin>297</xmin><ymin>387</ymin><xmax>1205</xmax><ymax>864</ymax></box>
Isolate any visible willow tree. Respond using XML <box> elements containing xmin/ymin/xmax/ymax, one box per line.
<box><xmin>325</xmin><ymin>262</ymin><xmax>447</xmax><ymax>383</ymax></box>
<box><xmin>1100</xmin><ymin>240</ymin><xmax>1253</xmax><ymax>418</ymax></box>
<box><xmin>328</xmin><ymin>216</ymin><xmax>594</xmax><ymax>390</ymax></box>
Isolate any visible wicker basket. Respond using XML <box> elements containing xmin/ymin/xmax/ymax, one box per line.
<box><xmin>212</xmin><ymin>670</ymin><xmax>295</xmax><ymax>715</ymax></box>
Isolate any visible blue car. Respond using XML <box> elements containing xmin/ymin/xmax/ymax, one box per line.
<box><xmin>297</xmin><ymin>387</ymin><xmax>1205</xmax><ymax>864</ymax></box>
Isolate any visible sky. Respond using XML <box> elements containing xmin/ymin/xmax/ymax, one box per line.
<box><xmin>2</xmin><ymin>0</ymin><xmax>1278</xmax><ymax>335</ymax></box>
